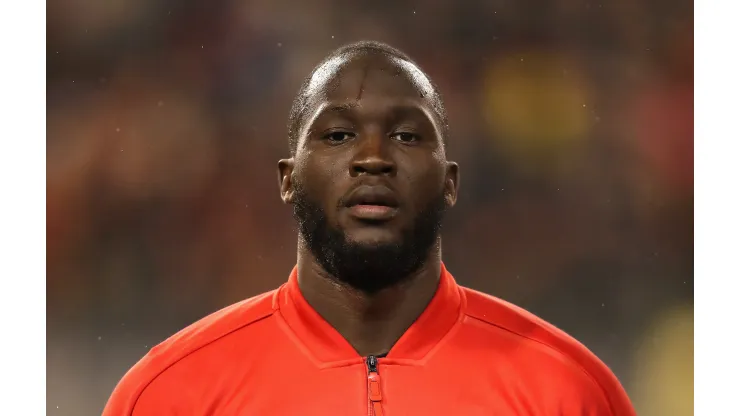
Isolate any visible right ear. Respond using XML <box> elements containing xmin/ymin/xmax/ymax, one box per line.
<box><xmin>277</xmin><ymin>158</ymin><xmax>296</xmax><ymax>204</ymax></box>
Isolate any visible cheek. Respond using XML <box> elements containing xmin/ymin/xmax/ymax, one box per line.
<box><xmin>401</xmin><ymin>162</ymin><xmax>446</xmax><ymax>206</ymax></box>
<box><xmin>295</xmin><ymin>156</ymin><xmax>347</xmax><ymax>209</ymax></box>
<box><xmin>302</xmin><ymin>150</ymin><xmax>347</xmax><ymax>177</ymax></box>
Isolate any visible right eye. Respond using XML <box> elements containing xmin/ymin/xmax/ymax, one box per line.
<box><xmin>324</xmin><ymin>132</ymin><xmax>355</xmax><ymax>143</ymax></box>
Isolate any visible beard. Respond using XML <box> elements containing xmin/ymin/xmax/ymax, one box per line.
<box><xmin>292</xmin><ymin>183</ymin><xmax>447</xmax><ymax>294</ymax></box>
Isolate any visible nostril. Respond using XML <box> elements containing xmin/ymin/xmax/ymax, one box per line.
<box><xmin>351</xmin><ymin>157</ymin><xmax>396</xmax><ymax>176</ymax></box>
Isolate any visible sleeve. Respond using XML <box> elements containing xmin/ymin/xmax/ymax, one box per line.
<box><xmin>101</xmin><ymin>374</ymin><xmax>141</xmax><ymax>416</ymax></box>
<box><xmin>559</xmin><ymin>366</ymin><xmax>636</xmax><ymax>416</ymax></box>
<box><xmin>102</xmin><ymin>376</ymin><xmax>171</xmax><ymax>416</ymax></box>
<box><xmin>102</xmin><ymin>358</ymin><xmax>190</xmax><ymax>416</ymax></box>
<box><xmin>594</xmin><ymin>371</ymin><xmax>636</xmax><ymax>416</ymax></box>
<box><xmin>101</xmin><ymin>359</ymin><xmax>164</xmax><ymax>416</ymax></box>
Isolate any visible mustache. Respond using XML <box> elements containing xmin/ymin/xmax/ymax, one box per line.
<box><xmin>294</xmin><ymin>182</ymin><xmax>447</xmax><ymax>230</ymax></box>
<box><xmin>336</xmin><ymin>182</ymin><xmax>398</xmax><ymax>210</ymax></box>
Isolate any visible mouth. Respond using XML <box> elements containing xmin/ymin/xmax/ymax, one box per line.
<box><xmin>344</xmin><ymin>185</ymin><xmax>400</xmax><ymax>221</ymax></box>
<box><xmin>348</xmin><ymin>204</ymin><xmax>399</xmax><ymax>221</ymax></box>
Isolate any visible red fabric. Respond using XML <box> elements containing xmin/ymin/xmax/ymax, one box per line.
<box><xmin>104</xmin><ymin>264</ymin><xmax>635</xmax><ymax>415</ymax></box>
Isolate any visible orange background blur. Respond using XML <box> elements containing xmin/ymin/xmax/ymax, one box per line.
<box><xmin>47</xmin><ymin>1</ymin><xmax>693</xmax><ymax>414</ymax></box>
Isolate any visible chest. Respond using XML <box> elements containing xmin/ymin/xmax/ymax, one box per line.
<box><xmin>175</xmin><ymin>360</ymin><xmax>554</xmax><ymax>416</ymax></box>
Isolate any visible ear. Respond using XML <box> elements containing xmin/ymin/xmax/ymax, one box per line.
<box><xmin>278</xmin><ymin>158</ymin><xmax>296</xmax><ymax>204</ymax></box>
<box><xmin>444</xmin><ymin>161</ymin><xmax>460</xmax><ymax>207</ymax></box>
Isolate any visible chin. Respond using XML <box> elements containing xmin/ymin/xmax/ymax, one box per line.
<box><xmin>343</xmin><ymin>227</ymin><xmax>402</xmax><ymax>248</ymax></box>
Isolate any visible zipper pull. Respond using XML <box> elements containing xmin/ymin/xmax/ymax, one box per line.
<box><xmin>366</xmin><ymin>355</ymin><xmax>384</xmax><ymax>416</ymax></box>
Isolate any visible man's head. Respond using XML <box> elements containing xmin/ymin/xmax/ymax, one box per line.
<box><xmin>278</xmin><ymin>41</ymin><xmax>460</xmax><ymax>294</ymax></box>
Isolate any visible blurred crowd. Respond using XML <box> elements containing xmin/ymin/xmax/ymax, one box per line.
<box><xmin>47</xmin><ymin>0</ymin><xmax>693</xmax><ymax>414</ymax></box>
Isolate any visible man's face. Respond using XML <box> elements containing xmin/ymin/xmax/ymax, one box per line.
<box><xmin>279</xmin><ymin>52</ymin><xmax>459</xmax><ymax>293</ymax></box>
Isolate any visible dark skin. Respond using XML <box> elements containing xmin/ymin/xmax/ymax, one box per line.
<box><xmin>278</xmin><ymin>52</ymin><xmax>460</xmax><ymax>357</ymax></box>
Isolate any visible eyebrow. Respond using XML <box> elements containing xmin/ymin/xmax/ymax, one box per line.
<box><xmin>315</xmin><ymin>102</ymin><xmax>429</xmax><ymax>119</ymax></box>
<box><xmin>386</xmin><ymin>104</ymin><xmax>430</xmax><ymax>120</ymax></box>
<box><xmin>319</xmin><ymin>103</ymin><xmax>360</xmax><ymax>115</ymax></box>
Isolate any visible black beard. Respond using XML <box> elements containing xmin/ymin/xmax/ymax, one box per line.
<box><xmin>292</xmin><ymin>184</ymin><xmax>447</xmax><ymax>294</ymax></box>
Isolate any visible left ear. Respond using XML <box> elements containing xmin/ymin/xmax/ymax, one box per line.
<box><xmin>278</xmin><ymin>158</ymin><xmax>296</xmax><ymax>204</ymax></box>
<box><xmin>444</xmin><ymin>161</ymin><xmax>460</xmax><ymax>207</ymax></box>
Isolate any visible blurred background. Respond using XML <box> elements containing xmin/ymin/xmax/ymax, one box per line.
<box><xmin>47</xmin><ymin>0</ymin><xmax>693</xmax><ymax>414</ymax></box>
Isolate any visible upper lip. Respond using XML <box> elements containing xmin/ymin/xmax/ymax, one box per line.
<box><xmin>344</xmin><ymin>185</ymin><xmax>399</xmax><ymax>208</ymax></box>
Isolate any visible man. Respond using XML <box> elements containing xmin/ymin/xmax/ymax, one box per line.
<box><xmin>104</xmin><ymin>41</ymin><xmax>635</xmax><ymax>415</ymax></box>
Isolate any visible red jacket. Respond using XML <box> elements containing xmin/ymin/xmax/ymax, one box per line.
<box><xmin>104</xmin><ymin>264</ymin><xmax>635</xmax><ymax>415</ymax></box>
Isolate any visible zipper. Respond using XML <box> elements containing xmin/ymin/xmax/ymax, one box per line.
<box><xmin>366</xmin><ymin>355</ymin><xmax>384</xmax><ymax>416</ymax></box>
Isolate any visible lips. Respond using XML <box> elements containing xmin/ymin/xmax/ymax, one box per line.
<box><xmin>343</xmin><ymin>185</ymin><xmax>399</xmax><ymax>221</ymax></box>
<box><xmin>344</xmin><ymin>185</ymin><xmax>399</xmax><ymax>208</ymax></box>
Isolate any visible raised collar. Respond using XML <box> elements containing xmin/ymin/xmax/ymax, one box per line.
<box><xmin>274</xmin><ymin>263</ymin><xmax>463</xmax><ymax>365</ymax></box>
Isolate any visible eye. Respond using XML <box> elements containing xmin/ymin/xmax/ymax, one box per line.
<box><xmin>391</xmin><ymin>132</ymin><xmax>419</xmax><ymax>143</ymax></box>
<box><xmin>323</xmin><ymin>131</ymin><xmax>355</xmax><ymax>144</ymax></box>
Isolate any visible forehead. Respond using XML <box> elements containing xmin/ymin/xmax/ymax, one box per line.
<box><xmin>304</xmin><ymin>52</ymin><xmax>437</xmax><ymax>115</ymax></box>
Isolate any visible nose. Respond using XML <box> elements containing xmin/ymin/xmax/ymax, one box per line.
<box><xmin>350</xmin><ymin>133</ymin><xmax>396</xmax><ymax>177</ymax></box>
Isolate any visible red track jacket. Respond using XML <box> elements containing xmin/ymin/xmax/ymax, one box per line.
<box><xmin>104</xmin><ymin>264</ymin><xmax>636</xmax><ymax>415</ymax></box>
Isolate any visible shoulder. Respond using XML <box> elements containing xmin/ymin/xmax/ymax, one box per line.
<box><xmin>459</xmin><ymin>286</ymin><xmax>635</xmax><ymax>416</ymax></box>
<box><xmin>102</xmin><ymin>289</ymin><xmax>278</xmax><ymax>415</ymax></box>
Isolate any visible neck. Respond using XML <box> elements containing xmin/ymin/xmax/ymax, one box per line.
<box><xmin>296</xmin><ymin>241</ymin><xmax>442</xmax><ymax>357</ymax></box>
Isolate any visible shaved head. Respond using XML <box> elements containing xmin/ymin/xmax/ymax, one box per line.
<box><xmin>288</xmin><ymin>41</ymin><xmax>448</xmax><ymax>155</ymax></box>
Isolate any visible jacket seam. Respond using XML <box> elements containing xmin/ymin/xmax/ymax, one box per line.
<box><xmin>464</xmin><ymin>313</ymin><xmax>616</xmax><ymax>415</ymax></box>
<box><xmin>129</xmin><ymin>311</ymin><xmax>275</xmax><ymax>415</ymax></box>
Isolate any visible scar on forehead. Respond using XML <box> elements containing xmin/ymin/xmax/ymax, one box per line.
<box><xmin>355</xmin><ymin>64</ymin><xmax>369</xmax><ymax>100</ymax></box>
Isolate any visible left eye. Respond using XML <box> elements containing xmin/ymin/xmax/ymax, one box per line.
<box><xmin>391</xmin><ymin>132</ymin><xmax>418</xmax><ymax>143</ymax></box>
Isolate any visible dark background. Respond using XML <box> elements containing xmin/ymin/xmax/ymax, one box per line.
<box><xmin>47</xmin><ymin>0</ymin><xmax>693</xmax><ymax>414</ymax></box>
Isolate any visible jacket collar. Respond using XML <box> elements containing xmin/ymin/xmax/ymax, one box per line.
<box><xmin>275</xmin><ymin>262</ymin><xmax>462</xmax><ymax>365</ymax></box>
